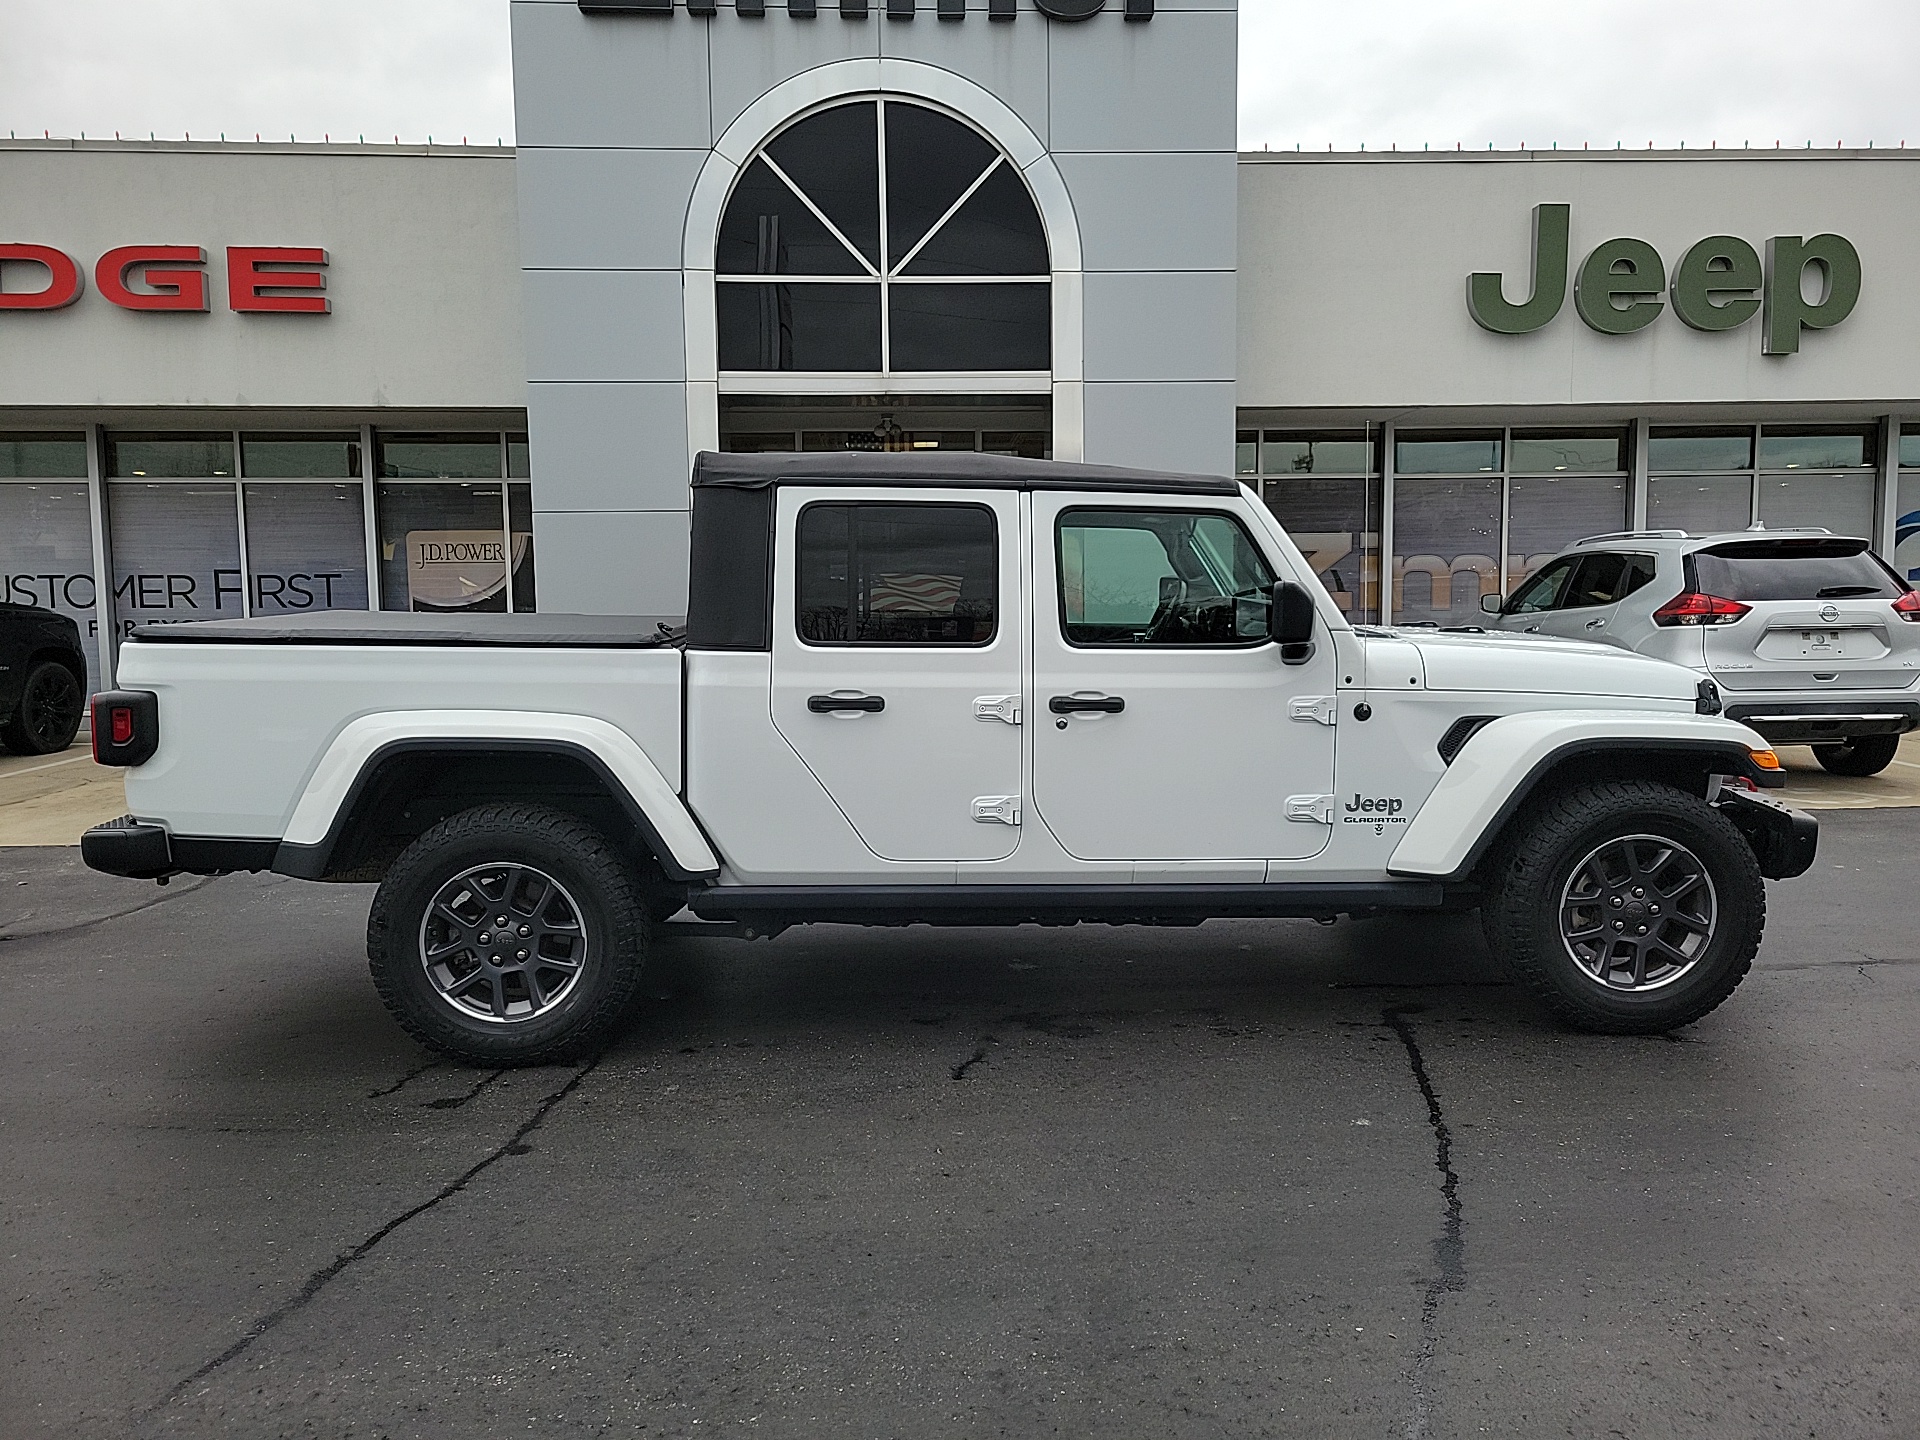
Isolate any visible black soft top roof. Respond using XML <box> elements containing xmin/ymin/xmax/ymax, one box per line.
<box><xmin>691</xmin><ymin>449</ymin><xmax>1240</xmax><ymax>496</ymax></box>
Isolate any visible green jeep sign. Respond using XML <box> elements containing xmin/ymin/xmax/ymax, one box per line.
<box><xmin>1467</xmin><ymin>204</ymin><xmax>1860</xmax><ymax>355</ymax></box>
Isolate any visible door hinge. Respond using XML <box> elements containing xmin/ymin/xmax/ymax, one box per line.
<box><xmin>972</xmin><ymin>795</ymin><xmax>1022</xmax><ymax>826</ymax></box>
<box><xmin>1285</xmin><ymin>794</ymin><xmax>1336</xmax><ymax>825</ymax></box>
<box><xmin>973</xmin><ymin>694</ymin><xmax>1022</xmax><ymax>725</ymax></box>
<box><xmin>1289</xmin><ymin>695</ymin><xmax>1338</xmax><ymax>726</ymax></box>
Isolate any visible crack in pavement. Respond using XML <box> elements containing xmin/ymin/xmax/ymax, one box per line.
<box><xmin>140</xmin><ymin>1058</ymin><xmax>600</xmax><ymax>1425</ymax></box>
<box><xmin>950</xmin><ymin>1035</ymin><xmax>995</xmax><ymax>1081</ymax></box>
<box><xmin>365</xmin><ymin>1059</ymin><xmax>441</xmax><ymax>1100</ymax></box>
<box><xmin>0</xmin><ymin>875</ymin><xmax>218</xmax><ymax>945</ymax></box>
<box><xmin>420</xmin><ymin>1069</ymin><xmax>506</xmax><ymax>1110</ymax></box>
<box><xmin>1382</xmin><ymin>1004</ymin><xmax>1464</xmax><ymax>1440</ymax></box>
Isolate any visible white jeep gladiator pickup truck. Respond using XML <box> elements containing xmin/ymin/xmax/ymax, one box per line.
<box><xmin>81</xmin><ymin>452</ymin><xmax>1816</xmax><ymax>1064</ymax></box>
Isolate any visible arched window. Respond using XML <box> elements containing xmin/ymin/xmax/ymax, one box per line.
<box><xmin>716</xmin><ymin>98</ymin><xmax>1051</xmax><ymax>376</ymax></box>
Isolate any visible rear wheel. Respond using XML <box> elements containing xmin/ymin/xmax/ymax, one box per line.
<box><xmin>368</xmin><ymin>803</ymin><xmax>649</xmax><ymax>1066</ymax></box>
<box><xmin>1482</xmin><ymin>780</ymin><xmax>1763</xmax><ymax>1035</ymax></box>
<box><xmin>1812</xmin><ymin>734</ymin><xmax>1900</xmax><ymax>777</ymax></box>
<box><xmin>0</xmin><ymin>660</ymin><xmax>85</xmax><ymax>756</ymax></box>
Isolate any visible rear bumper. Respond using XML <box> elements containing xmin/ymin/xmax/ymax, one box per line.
<box><xmin>1724</xmin><ymin>699</ymin><xmax>1920</xmax><ymax>744</ymax></box>
<box><xmin>80</xmin><ymin>817</ymin><xmax>277</xmax><ymax>880</ymax></box>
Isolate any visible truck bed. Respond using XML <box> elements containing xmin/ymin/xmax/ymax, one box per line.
<box><xmin>131</xmin><ymin>612</ymin><xmax>686</xmax><ymax>648</ymax></box>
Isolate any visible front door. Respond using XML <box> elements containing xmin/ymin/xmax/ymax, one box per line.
<box><xmin>1028</xmin><ymin>495</ymin><xmax>1337</xmax><ymax>862</ymax></box>
<box><xmin>770</xmin><ymin>486</ymin><xmax>1024</xmax><ymax>862</ymax></box>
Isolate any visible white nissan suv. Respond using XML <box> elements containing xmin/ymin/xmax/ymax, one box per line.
<box><xmin>1486</xmin><ymin>529</ymin><xmax>1920</xmax><ymax>775</ymax></box>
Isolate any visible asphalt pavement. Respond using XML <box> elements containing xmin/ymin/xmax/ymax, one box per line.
<box><xmin>2</xmin><ymin>812</ymin><xmax>1917</xmax><ymax>1439</ymax></box>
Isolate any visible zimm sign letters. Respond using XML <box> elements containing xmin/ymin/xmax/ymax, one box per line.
<box><xmin>0</xmin><ymin>244</ymin><xmax>330</xmax><ymax>313</ymax></box>
<box><xmin>1467</xmin><ymin>204</ymin><xmax>1859</xmax><ymax>355</ymax></box>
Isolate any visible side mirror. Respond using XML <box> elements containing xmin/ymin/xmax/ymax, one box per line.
<box><xmin>1271</xmin><ymin>580</ymin><xmax>1317</xmax><ymax>665</ymax></box>
<box><xmin>1479</xmin><ymin>592</ymin><xmax>1505</xmax><ymax>615</ymax></box>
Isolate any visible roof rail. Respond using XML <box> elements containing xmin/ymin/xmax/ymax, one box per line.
<box><xmin>1574</xmin><ymin>529</ymin><xmax>1690</xmax><ymax>544</ymax></box>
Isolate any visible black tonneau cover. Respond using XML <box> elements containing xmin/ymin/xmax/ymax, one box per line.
<box><xmin>691</xmin><ymin>449</ymin><xmax>1240</xmax><ymax>495</ymax></box>
<box><xmin>129</xmin><ymin>612</ymin><xmax>685</xmax><ymax>647</ymax></box>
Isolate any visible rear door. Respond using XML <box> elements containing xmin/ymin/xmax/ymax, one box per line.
<box><xmin>770</xmin><ymin>486</ymin><xmax>1025</xmax><ymax>862</ymax></box>
<box><xmin>1530</xmin><ymin>551</ymin><xmax>1657</xmax><ymax>646</ymax></box>
<box><xmin>1693</xmin><ymin>539</ymin><xmax>1918</xmax><ymax>692</ymax></box>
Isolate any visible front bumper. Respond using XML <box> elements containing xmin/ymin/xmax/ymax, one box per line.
<box><xmin>1716</xmin><ymin>789</ymin><xmax>1819</xmax><ymax>880</ymax></box>
<box><xmin>1724</xmin><ymin>698</ymin><xmax>1920</xmax><ymax>745</ymax></box>
<box><xmin>80</xmin><ymin>817</ymin><xmax>277</xmax><ymax>880</ymax></box>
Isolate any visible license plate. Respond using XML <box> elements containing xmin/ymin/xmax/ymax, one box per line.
<box><xmin>1797</xmin><ymin>629</ymin><xmax>1846</xmax><ymax>657</ymax></box>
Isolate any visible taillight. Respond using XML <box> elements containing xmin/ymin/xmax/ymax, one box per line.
<box><xmin>1892</xmin><ymin>590</ymin><xmax>1920</xmax><ymax>621</ymax></box>
<box><xmin>111</xmin><ymin>707</ymin><xmax>134</xmax><ymax>745</ymax></box>
<box><xmin>89</xmin><ymin>690</ymin><xmax>159</xmax><ymax>767</ymax></box>
<box><xmin>1653</xmin><ymin>591</ymin><xmax>1752</xmax><ymax>626</ymax></box>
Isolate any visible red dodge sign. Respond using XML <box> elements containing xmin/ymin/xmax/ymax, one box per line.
<box><xmin>0</xmin><ymin>244</ymin><xmax>330</xmax><ymax>313</ymax></box>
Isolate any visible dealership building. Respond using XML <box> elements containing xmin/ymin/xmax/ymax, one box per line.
<box><xmin>6</xmin><ymin>0</ymin><xmax>1920</xmax><ymax>694</ymax></box>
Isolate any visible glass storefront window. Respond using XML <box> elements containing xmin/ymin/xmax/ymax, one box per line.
<box><xmin>1897</xmin><ymin>472</ymin><xmax>1920</xmax><ymax>583</ymax></box>
<box><xmin>243</xmin><ymin>483</ymin><xmax>369</xmax><ymax>612</ymax></box>
<box><xmin>1757</xmin><ymin>430</ymin><xmax>1872</xmax><ymax>470</ymax></box>
<box><xmin>0</xmin><ymin>432</ymin><xmax>88</xmax><ymax>478</ymax></box>
<box><xmin>1900</xmin><ymin>432</ymin><xmax>1920</xmax><ymax>469</ymax></box>
<box><xmin>240</xmin><ymin>433</ymin><xmax>361</xmax><ymax>478</ymax></box>
<box><xmin>1263</xmin><ymin>433</ymin><xmax>1376</xmax><ymax>475</ymax></box>
<box><xmin>0</xmin><ymin>482</ymin><xmax>100</xmax><ymax>691</ymax></box>
<box><xmin>108</xmin><ymin>482</ymin><xmax>244</xmax><ymax>635</ymax></box>
<box><xmin>1509</xmin><ymin>430</ymin><xmax>1626</xmax><ymax>474</ymax></box>
<box><xmin>1647</xmin><ymin>429</ymin><xmax>1751</xmax><ymax>472</ymax></box>
<box><xmin>1264</xmin><ymin>477</ymin><xmax>1379</xmax><ymax>618</ymax></box>
<box><xmin>378</xmin><ymin>434</ymin><xmax>504</xmax><ymax>480</ymax></box>
<box><xmin>1756</xmin><ymin>473</ymin><xmax>1876</xmax><ymax>538</ymax></box>
<box><xmin>376</xmin><ymin>482</ymin><xmax>512</xmax><ymax>612</ymax></box>
<box><xmin>507</xmin><ymin>433</ymin><xmax>530</xmax><ymax>479</ymax></box>
<box><xmin>1393</xmin><ymin>476</ymin><xmax>1501</xmax><ymax>625</ymax></box>
<box><xmin>1395</xmin><ymin>433</ymin><xmax>1502</xmax><ymax>475</ymax></box>
<box><xmin>106</xmin><ymin>433</ymin><xmax>234</xmax><ymax>478</ymax></box>
<box><xmin>1506</xmin><ymin>476</ymin><xmax>1628</xmax><ymax>584</ymax></box>
<box><xmin>1235</xmin><ymin>430</ymin><xmax>1258</xmax><ymax>475</ymax></box>
<box><xmin>509</xmin><ymin>482</ymin><xmax>535</xmax><ymax>613</ymax></box>
<box><xmin>980</xmin><ymin>431</ymin><xmax>1047</xmax><ymax>459</ymax></box>
<box><xmin>1646</xmin><ymin>475</ymin><xmax>1753</xmax><ymax>534</ymax></box>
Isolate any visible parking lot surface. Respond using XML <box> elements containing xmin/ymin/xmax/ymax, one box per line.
<box><xmin>3</xmin><ymin>812</ymin><xmax>1917</xmax><ymax>1439</ymax></box>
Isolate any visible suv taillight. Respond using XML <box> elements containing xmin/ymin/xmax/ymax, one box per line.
<box><xmin>1653</xmin><ymin>591</ymin><xmax>1752</xmax><ymax>627</ymax></box>
<box><xmin>1892</xmin><ymin>590</ymin><xmax>1920</xmax><ymax>621</ymax></box>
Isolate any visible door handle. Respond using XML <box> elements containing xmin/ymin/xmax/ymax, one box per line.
<box><xmin>807</xmin><ymin>693</ymin><xmax>885</xmax><ymax>713</ymax></box>
<box><xmin>1049</xmin><ymin>694</ymin><xmax>1125</xmax><ymax>714</ymax></box>
<box><xmin>1586</xmin><ymin>618</ymin><xmax>1607</xmax><ymax>629</ymax></box>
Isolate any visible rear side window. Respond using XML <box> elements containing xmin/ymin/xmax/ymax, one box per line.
<box><xmin>1563</xmin><ymin>552</ymin><xmax>1660</xmax><ymax>608</ymax></box>
<box><xmin>1690</xmin><ymin>540</ymin><xmax>1903</xmax><ymax>601</ymax></box>
<box><xmin>1058</xmin><ymin>509</ymin><xmax>1275</xmax><ymax>645</ymax></box>
<box><xmin>796</xmin><ymin>502</ymin><xmax>997</xmax><ymax>645</ymax></box>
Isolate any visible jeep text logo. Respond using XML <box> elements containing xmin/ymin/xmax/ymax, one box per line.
<box><xmin>1466</xmin><ymin>204</ymin><xmax>1858</xmax><ymax>355</ymax></box>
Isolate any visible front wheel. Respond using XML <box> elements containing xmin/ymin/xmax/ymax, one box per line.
<box><xmin>1481</xmin><ymin>780</ymin><xmax>1764</xmax><ymax>1035</ymax></box>
<box><xmin>368</xmin><ymin>803</ymin><xmax>649</xmax><ymax>1066</ymax></box>
<box><xmin>1812</xmin><ymin>734</ymin><xmax>1899</xmax><ymax>777</ymax></box>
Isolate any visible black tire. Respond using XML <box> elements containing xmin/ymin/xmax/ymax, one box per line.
<box><xmin>0</xmin><ymin>660</ymin><xmax>85</xmax><ymax>756</ymax></box>
<box><xmin>1481</xmin><ymin>780</ymin><xmax>1763</xmax><ymax>1035</ymax></box>
<box><xmin>367</xmin><ymin>803</ymin><xmax>648</xmax><ymax>1066</ymax></box>
<box><xmin>1812</xmin><ymin>734</ymin><xmax>1900</xmax><ymax>777</ymax></box>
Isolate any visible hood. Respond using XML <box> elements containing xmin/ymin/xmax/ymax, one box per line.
<box><xmin>1383</xmin><ymin>627</ymin><xmax>1699</xmax><ymax>701</ymax></box>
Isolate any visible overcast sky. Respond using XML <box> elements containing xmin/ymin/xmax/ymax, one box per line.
<box><xmin>3</xmin><ymin>0</ymin><xmax>1918</xmax><ymax>152</ymax></box>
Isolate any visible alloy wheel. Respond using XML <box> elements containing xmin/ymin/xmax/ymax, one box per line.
<box><xmin>1558</xmin><ymin>833</ymin><xmax>1719</xmax><ymax>992</ymax></box>
<box><xmin>418</xmin><ymin>862</ymin><xmax>590</xmax><ymax>1024</ymax></box>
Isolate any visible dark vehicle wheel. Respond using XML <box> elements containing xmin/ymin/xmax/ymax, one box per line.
<box><xmin>1482</xmin><ymin>780</ymin><xmax>1764</xmax><ymax>1035</ymax></box>
<box><xmin>0</xmin><ymin>660</ymin><xmax>85</xmax><ymax>756</ymax></box>
<box><xmin>1812</xmin><ymin>734</ymin><xmax>1900</xmax><ymax>777</ymax></box>
<box><xmin>368</xmin><ymin>803</ymin><xmax>649</xmax><ymax>1066</ymax></box>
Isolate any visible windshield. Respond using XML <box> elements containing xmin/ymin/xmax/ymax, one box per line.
<box><xmin>1689</xmin><ymin>540</ymin><xmax>1904</xmax><ymax>602</ymax></box>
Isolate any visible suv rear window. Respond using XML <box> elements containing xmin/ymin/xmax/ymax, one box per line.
<box><xmin>1689</xmin><ymin>539</ymin><xmax>1904</xmax><ymax>602</ymax></box>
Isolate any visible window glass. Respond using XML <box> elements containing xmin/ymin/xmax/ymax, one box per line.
<box><xmin>727</xmin><ymin>432</ymin><xmax>801</xmax><ymax>454</ymax></box>
<box><xmin>240</xmin><ymin>433</ymin><xmax>361</xmax><ymax>478</ymax></box>
<box><xmin>716</xmin><ymin>156</ymin><xmax>871</xmax><ymax>276</ymax></box>
<box><xmin>378</xmin><ymin>434</ymin><xmax>503</xmax><ymax>480</ymax></box>
<box><xmin>108</xmin><ymin>482</ymin><xmax>243</xmax><ymax>635</ymax></box>
<box><xmin>1393</xmin><ymin>477</ymin><xmax>1500</xmax><ymax>624</ymax></box>
<box><xmin>1646</xmin><ymin>475</ymin><xmax>1751</xmax><ymax>534</ymax></box>
<box><xmin>1647</xmin><ymin>430</ymin><xmax>1752</xmax><ymax>472</ymax></box>
<box><xmin>1263</xmin><ymin>477</ymin><xmax>1378</xmax><ymax>619</ymax></box>
<box><xmin>981</xmin><ymin>431</ymin><xmax>1048</xmax><ymax>459</ymax></box>
<box><xmin>717</xmin><ymin>283</ymin><xmax>882</xmax><ymax>371</ymax></box>
<box><xmin>106</xmin><ymin>434</ymin><xmax>234</xmax><ymax>478</ymax></box>
<box><xmin>797</xmin><ymin>503</ymin><xmax>996</xmax><ymax>645</ymax></box>
<box><xmin>0</xmin><ymin>432</ymin><xmax>88</xmax><ymax>478</ymax></box>
<box><xmin>1262</xmin><ymin>433</ymin><xmax>1374</xmax><ymax>475</ymax></box>
<box><xmin>1895</xmin><ymin>474</ymin><xmax>1920</xmax><ymax>582</ymax></box>
<box><xmin>1395</xmin><ymin>434</ymin><xmax>1501</xmax><ymax>475</ymax></box>
<box><xmin>1562</xmin><ymin>553</ymin><xmax>1639</xmax><ymax>609</ymax></box>
<box><xmin>1692</xmin><ymin>540</ymin><xmax>1901</xmax><ymax>601</ymax></box>
<box><xmin>1505</xmin><ymin>556</ymin><xmax>1578</xmax><ymax>614</ymax></box>
<box><xmin>509</xmin><ymin>482</ymin><xmax>536</xmax><ymax>612</ymax></box>
<box><xmin>0</xmin><ymin>482</ymin><xmax>100</xmax><ymax>691</ymax></box>
<box><xmin>888</xmin><ymin>284</ymin><xmax>1050</xmax><ymax>371</ymax></box>
<box><xmin>507</xmin><ymin>434</ymin><xmax>530</xmax><ymax>479</ymax></box>
<box><xmin>1758</xmin><ymin>430</ymin><xmax>1871</xmax><ymax>470</ymax></box>
<box><xmin>899</xmin><ymin>165</ymin><xmax>1048</xmax><ymax>277</ymax></box>
<box><xmin>1058</xmin><ymin>510</ymin><xmax>1275</xmax><ymax>646</ymax></box>
<box><xmin>1506</xmin><ymin>475</ymin><xmax>1627</xmax><ymax>582</ymax></box>
<box><xmin>375</xmin><ymin>483</ymin><xmax>509</xmax><ymax>612</ymax></box>
<box><xmin>1235</xmin><ymin>430</ymin><xmax>1258</xmax><ymax>475</ymax></box>
<box><xmin>242</xmin><ymin>484</ymin><xmax>369</xmax><ymax>612</ymax></box>
<box><xmin>763</xmin><ymin>101</ymin><xmax>881</xmax><ymax>270</ymax></box>
<box><xmin>885</xmin><ymin>101</ymin><xmax>1000</xmax><ymax>262</ymax></box>
<box><xmin>1756</xmin><ymin>473</ymin><xmax>1876</xmax><ymax>538</ymax></box>
<box><xmin>1901</xmin><ymin>432</ymin><xmax>1920</xmax><ymax>470</ymax></box>
<box><xmin>1509</xmin><ymin>430</ymin><xmax>1626</xmax><ymax>473</ymax></box>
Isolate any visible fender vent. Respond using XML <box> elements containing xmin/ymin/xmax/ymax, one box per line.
<box><xmin>1437</xmin><ymin>715</ymin><xmax>1498</xmax><ymax>765</ymax></box>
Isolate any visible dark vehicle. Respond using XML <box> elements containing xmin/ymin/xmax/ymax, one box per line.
<box><xmin>0</xmin><ymin>603</ymin><xmax>89</xmax><ymax>755</ymax></box>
